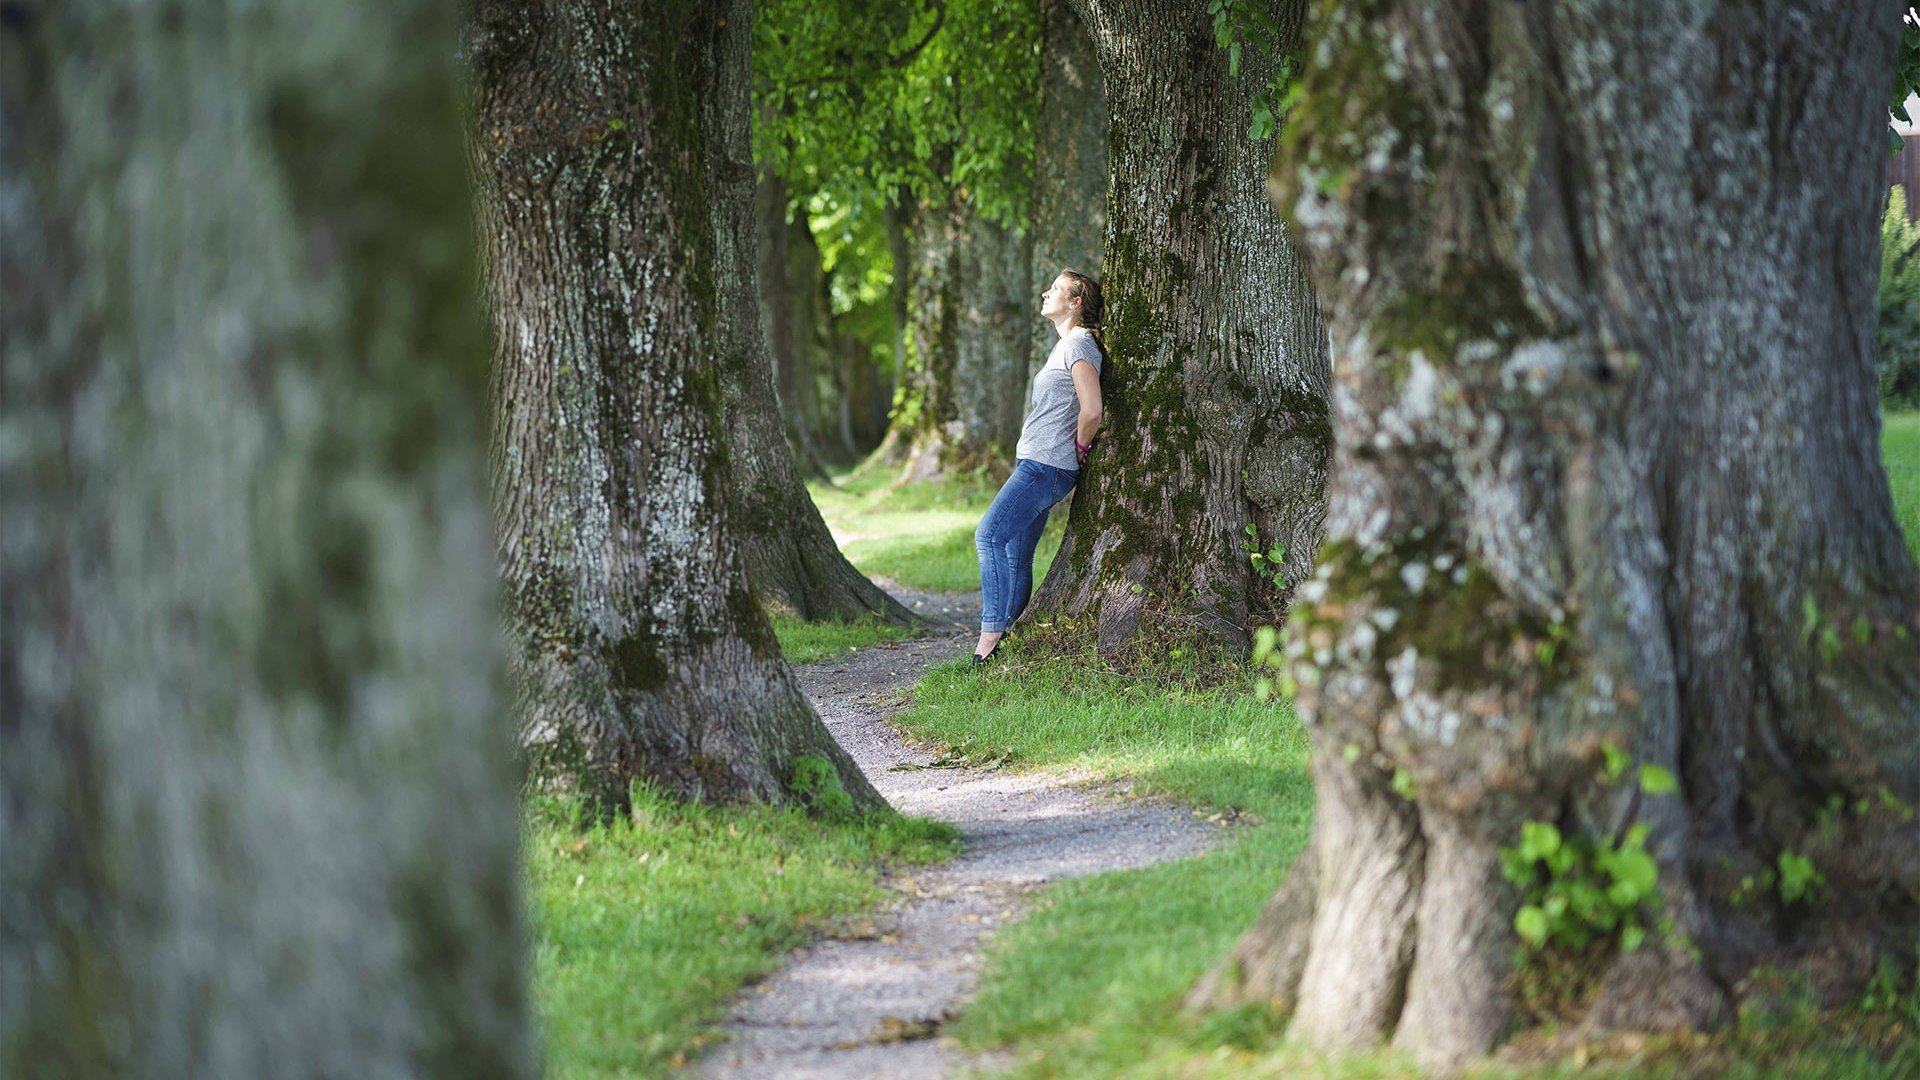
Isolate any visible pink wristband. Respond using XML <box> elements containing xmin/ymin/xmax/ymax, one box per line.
<box><xmin>1075</xmin><ymin>440</ymin><xmax>1093</xmax><ymax>454</ymax></box>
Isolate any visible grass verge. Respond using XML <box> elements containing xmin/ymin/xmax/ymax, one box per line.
<box><xmin>768</xmin><ymin>612</ymin><xmax>917</xmax><ymax>664</ymax></box>
<box><xmin>1884</xmin><ymin>411</ymin><xmax>1919</xmax><ymax>563</ymax></box>
<box><xmin>899</xmin><ymin>650</ymin><xmax>1918</xmax><ymax>1079</ymax></box>
<box><xmin>525</xmin><ymin>788</ymin><xmax>957</xmax><ymax>1077</ymax></box>
<box><xmin>807</xmin><ymin>462</ymin><xmax>1067</xmax><ymax>593</ymax></box>
<box><xmin>887</xmin><ymin>651</ymin><xmax>1316</xmax><ymax>1071</ymax></box>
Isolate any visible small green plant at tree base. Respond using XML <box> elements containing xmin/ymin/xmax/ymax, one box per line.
<box><xmin>1248</xmin><ymin>624</ymin><xmax>1297</xmax><ymax>701</ymax></box>
<box><xmin>1860</xmin><ymin>955</ymin><xmax>1914</xmax><ymax>1013</ymax></box>
<box><xmin>1242</xmin><ymin>524</ymin><xmax>1288</xmax><ymax>588</ymax></box>
<box><xmin>1775</xmin><ymin>849</ymin><xmax>1826</xmax><ymax>905</ymax></box>
<box><xmin>1503</xmin><ymin>820</ymin><xmax>1662</xmax><ymax>953</ymax></box>
<box><xmin>1535</xmin><ymin>616</ymin><xmax>1573</xmax><ymax>668</ymax></box>
<box><xmin>789</xmin><ymin>755</ymin><xmax>856</xmax><ymax>820</ymax></box>
<box><xmin>1502</xmin><ymin>751</ymin><xmax>1677</xmax><ymax>954</ymax></box>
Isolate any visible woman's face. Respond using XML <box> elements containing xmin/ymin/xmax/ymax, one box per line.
<box><xmin>1039</xmin><ymin>276</ymin><xmax>1078</xmax><ymax>321</ymax></box>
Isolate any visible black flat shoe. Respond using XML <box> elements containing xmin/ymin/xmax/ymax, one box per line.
<box><xmin>971</xmin><ymin>644</ymin><xmax>1000</xmax><ymax>667</ymax></box>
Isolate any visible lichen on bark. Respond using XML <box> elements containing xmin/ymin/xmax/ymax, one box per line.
<box><xmin>469</xmin><ymin>0</ymin><xmax>884</xmax><ymax>813</ymax></box>
<box><xmin>1194</xmin><ymin>0</ymin><xmax>1920</xmax><ymax>1069</ymax></box>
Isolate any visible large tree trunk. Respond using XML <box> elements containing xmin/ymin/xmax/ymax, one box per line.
<box><xmin>902</xmin><ymin>200</ymin><xmax>1033</xmax><ymax>477</ymax></box>
<box><xmin>754</xmin><ymin>171</ymin><xmax>832</xmax><ymax>478</ymax></box>
<box><xmin>898</xmin><ymin>185</ymin><xmax>971</xmax><ymax>481</ymax></box>
<box><xmin>832</xmin><ymin>323</ymin><xmax>891</xmax><ymax>457</ymax></box>
<box><xmin>872</xmin><ymin>193</ymin><xmax>919</xmax><ymax>467</ymax></box>
<box><xmin>1030</xmin><ymin>0</ymin><xmax>1109</xmax><ymax>376</ymax></box>
<box><xmin>1030</xmin><ymin>0</ymin><xmax>1330</xmax><ymax>655</ymax></box>
<box><xmin>1</xmin><ymin>4</ymin><xmax>531</xmax><ymax>1075</ymax></box>
<box><xmin>956</xmin><ymin>213</ymin><xmax>1036</xmax><ymax>455</ymax></box>
<box><xmin>1194</xmin><ymin>1</ymin><xmax>1920</xmax><ymax>1069</ymax></box>
<box><xmin>705</xmin><ymin>5</ymin><xmax>917</xmax><ymax>627</ymax></box>
<box><xmin>468</xmin><ymin>0</ymin><xmax>883</xmax><ymax>811</ymax></box>
<box><xmin>757</xmin><ymin>170</ymin><xmax>844</xmax><ymax>476</ymax></box>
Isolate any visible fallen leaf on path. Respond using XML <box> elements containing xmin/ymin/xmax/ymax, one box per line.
<box><xmin>832</xmin><ymin>1014</ymin><xmax>944</xmax><ymax>1048</ymax></box>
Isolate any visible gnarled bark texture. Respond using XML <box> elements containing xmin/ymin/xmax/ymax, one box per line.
<box><xmin>1194</xmin><ymin>1</ymin><xmax>1920</xmax><ymax>1069</ymax></box>
<box><xmin>1030</xmin><ymin>0</ymin><xmax>1109</xmax><ymax>373</ymax></box>
<box><xmin>469</xmin><ymin>0</ymin><xmax>883</xmax><ymax>810</ymax></box>
<box><xmin>706</xmin><ymin>6</ymin><xmax>916</xmax><ymax>626</ymax></box>
<box><xmin>1029</xmin><ymin>0</ymin><xmax>1330</xmax><ymax>655</ymax></box>
<box><xmin>1</xmin><ymin>3</ymin><xmax>531</xmax><ymax>1075</ymax></box>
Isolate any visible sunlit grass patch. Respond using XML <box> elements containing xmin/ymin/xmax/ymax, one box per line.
<box><xmin>1885</xmin><ymin>411</ymin><xmax>1919</xmax><ymax>564</ymax></box>
<box><xmin>768</xmin><ymin>612</ymin><xmax>917</xmax><ymax>664</ymax></box>
<box><xmin>888</xmin><ymin>653</ymin><xmax>1316</xmax><ymax>1070</ymax></box>
<box><xmin>525</xmin><ymin>788</ymin><xmax>957</xmax><ymax>1077</ymax></box>
<box><xmin>808</xmin><ymin>462</ymin><xmax>1067</xmax><ymax>593</ymax></box>
<box><xmin>892</xmin><ymin>648</ymin><xmax>1920</xmax><ymax>1078</ymax></box>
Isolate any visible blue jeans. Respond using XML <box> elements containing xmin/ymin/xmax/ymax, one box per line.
<box><xmin>975</xmin><ymin>458</ymin><xmax>1077</xmax><ymax>633</ymax></box>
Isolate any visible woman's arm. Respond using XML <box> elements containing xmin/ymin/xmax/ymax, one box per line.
<box><xmin>1071</xmin><ymin>359</ymin><xmax>1103</xmax><ymax>457</ymax></box>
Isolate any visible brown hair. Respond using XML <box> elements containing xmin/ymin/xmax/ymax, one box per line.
<box><xmin>1058</xmin><ymin>269</ymin><xmax>1106</xmax><ymax>357</ymax></box>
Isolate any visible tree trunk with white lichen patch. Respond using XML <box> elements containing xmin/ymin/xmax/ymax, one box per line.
<box><xmin>1191</xmin><ymin>0</ymin><xmax>1920</xmax><ymax>1069</ymax></box>
<box><xmin>469</xmin><ymin>0</ymin><xmax>883</xmax><ymax>812</ymax></box>
<box><xmin>1</xmin><ymin>3</ymin><xmax>531</xmax><ymax>1074</ymax></box>
<box><xmin>1027</xmin><ymin>0</ymin><xmax>1330</xmax><ymax>656</ymax></box>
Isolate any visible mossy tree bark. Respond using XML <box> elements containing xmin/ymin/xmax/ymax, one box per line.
<box><xmin>1</xmin><ymin>3</ymin><xmax>531</xmax><ymax>1075</ymax></box>
<box><xmin>898</xmin><ymin>184</ymin><xmax>1036</xmax><ymax>479</ymax></box>
<box><xmin>898</xmin><ymin>185</ymin><xmax>971</xmax><ymax>480</ymax></box>
<box><xmin>1193</xmin><ymin>1</ymin><xmax>1920</xmax><ymax>1069</ymax></box>
<box><xmin>1029</xmin><ymin>0</ymin><xmax>1330</xmax><ymax>655</ymax></box>
<box><xmin>707</xmin><ymin>5</ymin><xmax>917</xmax><ymax>626</ymax></box>
<box><xmin>469</xmin><ymin>0</ymin><xmax>884</xmax><ymax>810</ymax></box>
<box><xmin>1029</xmin><ymin>0</ymin><xmax>1109</xmax><ymax>376</ymax></box>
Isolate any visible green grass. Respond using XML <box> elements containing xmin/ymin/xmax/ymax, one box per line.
<box><xmin>898</xmin><ymin>652</ymin><xmax>1918</xmax><ymax>1079</ymax></box>
<box><xmin>1884</xmin><ymin>411</ymin><xmax>1920</xmax><ymax>563</ymax></box>
<box><xmin>525</xmin><ymin>789</ymin><xmax>957</xmax><ymax>1077</ymax></box>
<box><xmin>886</xmin><ymin>655</ymin><xmax>1318</xmax><ymax>1071</ymax></box>
<box><xmin>768</xmin><ymin>612</ymin><xmax>917</xmax><ymax>664</ymax></box>
<box><xmin>807</xmin><ymin>462</ymin><xmax>1066</xmax><ymax>593</ymax></box>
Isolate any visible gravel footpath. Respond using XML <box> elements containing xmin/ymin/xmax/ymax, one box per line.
<box><xmin>698</xmin><ymin>584</ymin><xmax>1222</xmax><ymax>1079</ymax></box>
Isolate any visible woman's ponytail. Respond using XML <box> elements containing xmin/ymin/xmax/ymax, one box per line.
<box><xmin>1060</xmin><ymin>269</ymin><xmax>1106</xmax><ymax>362</ymax></box>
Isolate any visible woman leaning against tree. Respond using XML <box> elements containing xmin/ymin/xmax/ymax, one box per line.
<box><xmin>971</xmin><ymin>270</ymin><xmax>1106</xmax><ymax>664</ymax></box>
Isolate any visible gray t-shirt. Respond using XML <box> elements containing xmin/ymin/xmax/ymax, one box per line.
<box><xmin>1014</xmin><ymin>327</ymin><xmax>1103</xmax><ymax>472</ymax></box>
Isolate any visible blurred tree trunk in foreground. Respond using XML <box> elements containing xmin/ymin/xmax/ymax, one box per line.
<box><xmin>1194</xmin><ymin>0</ymin><xmax>1920</xmax><ymax>1069</ymax></box>
<box><xmin>1031</xmin><ymin>0</ymin><xmax>1330</xmax><ymax>655</ymax></box>
<box><xmin>707</xmin><ymin>8</ymin><xmax>917</xmax><ymax>626</ymax></box>
<box><xmin>1</xmin><ymin>3</ymin><xmax>531</xmax><ymax>1076</ymax></box>
<box><xmin>469</xmin><ymin>0</ymin><xmax>883</xmax><ymax>810</ymax></box>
